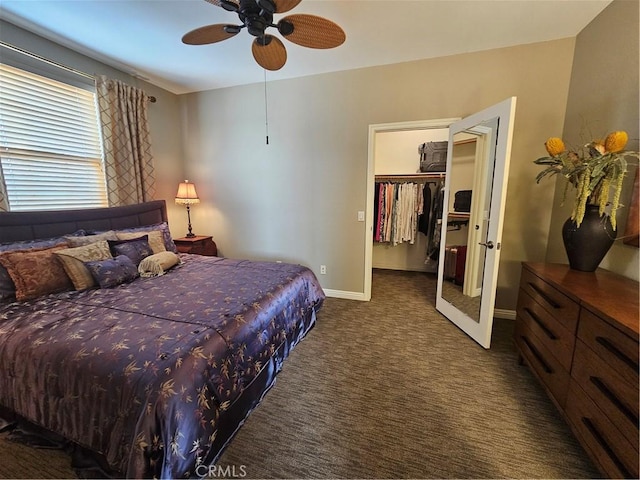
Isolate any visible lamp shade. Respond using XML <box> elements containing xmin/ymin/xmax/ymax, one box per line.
<box><xmin>175</xmin><ymin>180</ymin><xmax>200</xmax><ymax>205</ymax></box>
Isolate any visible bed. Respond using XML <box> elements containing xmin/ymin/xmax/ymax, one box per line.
<box><xmin>0</xmin><ymin>200</ymin><xmax>325</xmax><ymax>478</ymax></box>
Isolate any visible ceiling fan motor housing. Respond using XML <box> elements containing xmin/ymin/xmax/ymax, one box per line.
<box><xmin>238</xmin><ymin>0</ymin><xmax>275</xmax><ymax>37</ymax></box>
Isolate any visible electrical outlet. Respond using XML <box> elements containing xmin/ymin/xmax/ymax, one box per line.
<box><xmin>320</xmin><ymin>265</ymin><xmax>326</xmax><ymax>275</ymax></box>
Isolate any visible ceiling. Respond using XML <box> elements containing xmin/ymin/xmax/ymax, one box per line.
<box><xmin>0</xmin><ymin>0</ymin><xmax>612</xmax><ymax>95</ymax></box>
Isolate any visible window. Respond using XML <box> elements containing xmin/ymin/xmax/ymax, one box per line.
<box><xmin>0</xmin><ymin>63</ymin><xmax>107</xmax><ymax>211</ymax></box>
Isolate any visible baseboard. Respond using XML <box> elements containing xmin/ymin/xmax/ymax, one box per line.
<box><xmin>323</xmin><ymin>289</ymin><xmax>368</xmax><ymax>301</ymax></box>
<box><xmin>321</xmin><ymin>292</ymin><xmax>518</xmax><ymax>314</ymax></box>
<box><xmin>494</xmin><ymin>308</ymin><xmax>516</xmax><ymax>320</ymax></box>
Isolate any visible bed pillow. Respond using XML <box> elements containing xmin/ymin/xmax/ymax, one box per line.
<box><xmin>54</xmin><ymin>241</ymin><xmax>113</xmax><ymax>290</ymax></box>
<box><xmin>0</xmin><ymin>238</ymin><xmax>71</xmax><ymax>302</ymax></box>
<box><xmin>138</xmin><ymin>251</ymin><xmax>180</xmax><ymax>277</ymax></box>
<box><xmin>84</xmin><ymin>255</ymin><xmax>138</xmax><ymax>289</ymax></box>
<box><xmin>108</xmin><ymin>236</ymin><xmax>153</xmax><ymax>266</ymax></box>
<box><xmin>0</xmin><ymin>233</ymin><xmax>84</xmax><ymax>302</ymax></box>
<box><xmin>65</xmin><ymin>230</ymin><xmax>117</xmax><ymax>247</ymax></box>
<box><xmin>0</xmin><ymin>245</ymin><xmax>73</xmax><ymax>301</ymax></box>
<box><xmin>112</xmin><ymin>222</ymin><xmax>178</xmax><ymax>253</ymax></box>
<box><xmin>116</xmin><ymin>230</ymin><xmax>166</xmax><ymax>254</ymax></box>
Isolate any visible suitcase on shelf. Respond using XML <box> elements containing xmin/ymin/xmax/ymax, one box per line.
<box><xmin>444</xmin><ymin>245</ymin><xmax>467</xmax><ymax>285</ymax></box>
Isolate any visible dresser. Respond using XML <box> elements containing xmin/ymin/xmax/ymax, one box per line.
<box><xmin>173</xmin><ymin>235</ymin><xmax>217</xmax><ymax>256</ymax></box>
<box><xmin>514</xmin><ymin>262</ymin><xmax>639</xmax><ymax>479</ymax></box>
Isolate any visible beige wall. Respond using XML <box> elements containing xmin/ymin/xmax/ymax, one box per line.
<box><xmin>0</xmin><ymin>21</ymin><xmax>186</xmax><ymax>232</ymax></box>
<box><xmin>545</xmin><ymin>0</ymin><xmax>639</xmax><ymax>280</ymax></box>
<box><xmin>181</xmin><ymin>38</ymin><xmax>576</xmax><ymax>308</ymax></box>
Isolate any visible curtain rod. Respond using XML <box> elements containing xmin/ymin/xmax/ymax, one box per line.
<box><xmin>0</xmin><ymin>41</ymin><xmax>156</xmax><ymax>103</ymax></box>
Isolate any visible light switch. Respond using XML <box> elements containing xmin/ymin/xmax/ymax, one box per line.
<box><xmin>357</xmin><ymin>211</ymin><xmax>365</xmax><ymax>222</ymax></box>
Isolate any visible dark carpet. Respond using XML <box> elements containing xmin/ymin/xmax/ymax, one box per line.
<box><xmin>0</xmin><ymin>269</ymin><xmax>599</xmax><ymax>479</ymax></box>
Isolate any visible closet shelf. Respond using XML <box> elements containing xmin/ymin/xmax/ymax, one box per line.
<box><xmin>375</xmin><ymin>173</ymin><xmax>444</xmax><ymax>181</ymax></box>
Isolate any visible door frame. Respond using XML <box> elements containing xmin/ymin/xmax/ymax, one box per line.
<box><xmin>364</xmin><ymin>118</ymin><xmax>460</xmax><ymax>301</ymax></box>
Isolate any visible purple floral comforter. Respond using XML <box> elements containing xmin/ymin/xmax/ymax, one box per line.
<box><xmin>0</xmin><ymin>255</ymin><xmax>325</xmax><ymax>478</ymax></box>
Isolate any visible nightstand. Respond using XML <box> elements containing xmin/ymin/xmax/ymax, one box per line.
<box><xmin>173</xmin><ymin>235</ymin><xmax>217</xmax><ymax>256</ymax></box>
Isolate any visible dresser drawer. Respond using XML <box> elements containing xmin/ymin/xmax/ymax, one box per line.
<box><xmin>577</xmin><ymin>308</ymin><xmax>639</xmax><ymax>387</ymax></box>
<box><xmin>519</xmin><ymin>268</ymin><xmax>579</xmax><ymax>334</ymax></box>
<box><xmin>516</xmin><ymin>289</ymin><xmax>575</xmax><ymax>370</ymax></box>
<box><xmin>515</xmin><ymin>321</ymin><xmax>570</xmax><ymax>408</ymax></box>
<box><xmin>566</xmin><ymin>380</ymin><xmax>639</xmax><ymax>479</ymax></box>
<box><xmin>571</xmin><ymin>339</ymin><xmax>639</xmax><ymax>448</ymax></box>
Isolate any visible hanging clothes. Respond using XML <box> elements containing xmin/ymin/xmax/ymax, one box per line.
<box><xmin>374</xmin><ymin>182</ymin><xmax>422</xmax><ymax>246</ymax></box>
<box><xmin>418</xmin><ymin>182</ymin><xmax>432</xmax><ymax>235</ymax></box>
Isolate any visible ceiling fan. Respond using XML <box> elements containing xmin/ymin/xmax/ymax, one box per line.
<box><xmin>182</xmin><ymin>0</ymin><xmax>346</xmax><ymax>71</ymax></box>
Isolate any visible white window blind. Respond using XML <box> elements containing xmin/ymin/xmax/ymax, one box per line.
<box><xmin>0</xmin><ymin>63</ymin><xmax>107</xmax><ymax>211</ymax></box>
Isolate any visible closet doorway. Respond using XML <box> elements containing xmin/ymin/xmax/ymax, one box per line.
<box><xmin>364</xmin><ymin>118</ymin><xmax>459</xmax><ymax>301</ymax></box>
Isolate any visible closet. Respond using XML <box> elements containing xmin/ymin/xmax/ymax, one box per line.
<box><xmin>371</xmin><ymin>127</ymin><xmax>473</xmax><ymax>278</ymax></box>
<box><xmin>370</xmin><ymin>128</ymin><xmax>448</xmax><ymax>273</ymax></box>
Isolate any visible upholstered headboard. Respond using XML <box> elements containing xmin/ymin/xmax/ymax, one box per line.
<box><xmin>0</xmin><ymin>200</ymin><xmax>169</xmax><ymax>244</ymax></box>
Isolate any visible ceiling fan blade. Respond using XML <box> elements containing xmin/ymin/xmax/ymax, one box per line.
<box><xmin>252</xmin><ymin>35</ymin><xmax>287</xmax><ymax>71</ymax></box>
<box><xmin>272</xmin><ymin>0</ymin><xmax>302</xmax><ymax>13</ymax></box>
<box><xmin>279</xmin><ymin>14</ymin><xmax>346</xmax><ymax>49</ymax></box>
<box><xmin>203</xmin><ymin>0</ymin><xmax>239</xmax><ymax>11</ymax></box>
<box><xmin>182</xmin><ymin>24</ymin><xmax>240</xmax><ymax>45</ymax></box>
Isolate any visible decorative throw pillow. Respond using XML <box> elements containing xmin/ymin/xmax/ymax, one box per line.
<box><xmin>0</xmin><ymin>234</ymin><xmax>82</xmax><ymax>302</ymax></box>
<box><xmin>65</xmin><ymin>230</ymin><xmax>117</xmax><ymax>247</ymax></box>
<box><xmin>107</xmin><ymin>236</ymin><xmax>153</xmax><ymax>266</ymax></box>
<box><xmin>84</xmin><ymin>255</ymin><xmax>138</xmax><ymax>289</ymax></box>
<box><xmin>0</xmin><ymin>245</ymin><xmax>73</xmax><ymax>301</ymax></box>
<box><xmin>138</xmin><ymin>251</ymin><xmax>181</xmax><ymax>277</ymax></box>
<box><xmin>54</xmin><ymin>241</ymin><xmax>113</xmax><ymax>290</ymax></box>
<box><xmin>113</xmin><ymin>223</ymin><xmax>178</xmax><ymax>253</ymax></box>
<box><xmin>116</xmin><ymin>230</ymin><xmax>166</xmax><ymax>254</ymax></box>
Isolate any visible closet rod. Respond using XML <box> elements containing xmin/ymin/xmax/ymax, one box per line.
<box><xmin>0</xmin><ymin>41</ymin><xmax>156</xmax><ymax>103</ymax></box>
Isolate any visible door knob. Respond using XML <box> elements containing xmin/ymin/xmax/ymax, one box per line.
<box><xmin>479</xmin><ymin>241</ymin><xmax>494</xmax><ymax>249</ymax></box>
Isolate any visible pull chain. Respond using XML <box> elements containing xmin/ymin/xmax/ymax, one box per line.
<box><xmin>264</xmin><ymin>69</ymin><xmax>269</xmax><ymax>145</ymax></box>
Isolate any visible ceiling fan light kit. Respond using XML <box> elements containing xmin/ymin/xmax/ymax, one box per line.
<box><xmin>184</xmin><ymin>0</ymin><xmax>346</xmax><ymax>70</ymax></box>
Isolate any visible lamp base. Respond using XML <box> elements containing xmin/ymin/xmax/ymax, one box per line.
<box><xmin>185</xmin><ymin>204</ymin><xmax>196</xmax><ymax>238</ymax></box>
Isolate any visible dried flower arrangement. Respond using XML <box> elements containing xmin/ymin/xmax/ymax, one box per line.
<box><xmin>534</xmin><ymin>131</ymin><xmax>640</xmax><ymax>230</ymax></box>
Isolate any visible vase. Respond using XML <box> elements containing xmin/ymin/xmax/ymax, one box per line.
<box><xmin>562</xmin><ymin>205</ymin><xmax>616</xmax><ymax>272</ymax></box>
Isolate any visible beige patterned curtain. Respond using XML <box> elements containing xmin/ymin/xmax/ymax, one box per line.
<box><xmin>95</xmin><ymin>76</ymin><xmax>156</xmax><ymax>206</ymax></box>
<box><xmin>0</xmin><ymin>165</ymin><xmax>9</xmax><ymax>211</ymax></box>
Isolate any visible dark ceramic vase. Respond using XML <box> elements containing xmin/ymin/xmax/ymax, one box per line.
<box><xmin>562</xmin><ymin>205</ymin><xmax>616</xmax><ymax>272</ymax></box>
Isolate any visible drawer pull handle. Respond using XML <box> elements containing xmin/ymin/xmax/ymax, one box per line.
<box><xmin>581</xmin><ymin>417</ymin><xmax>632</xmax><ymax>479</ymax></box>
<box><xmin>590</xmin><ymin>376</ymin><xmax>639</xmax><ymax>426</ymax></box>
<box><xmin>527</xmin><ymin>282</ymin><xmax>560</xmax><ymax>309</ymax></box>
<box><xmin>596</xmin><ymin>336</ymin><xmax>639</xmax><ymax>371</ymax></box>
<box><xmin>524</xmin><ymin>307</ymin><xmax>557</xmax><ymax>340</ymax></box>
<box><xmin>520</xmin><ymin>336</ymin><xmax>553</xmax><ymax>374</ymax></box>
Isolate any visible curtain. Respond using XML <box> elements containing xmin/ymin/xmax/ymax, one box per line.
<box><xmin>95</xmin><ymin>76</ymin><xmax>156</xmax><ymax>206</ymax></box>
<box><xmin>0</xmin><ymin>165</ymin><xmax>8</xmax><ymax>211</ymax></box>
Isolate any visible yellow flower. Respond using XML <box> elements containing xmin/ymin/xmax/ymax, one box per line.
<box><xmin>604</xmin><ymin>130</ymin><xmax>628</xmax><ymax>153</ymax></box>
<box><xmin>545</xmin><ymin>137</ymin><xmax>565</xmax><ymax>156</ymax></box>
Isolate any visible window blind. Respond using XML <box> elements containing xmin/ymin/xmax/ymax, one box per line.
<box><xmin>0</xmin><ymin>63</ymin><xmax>107</xmax><ymax>211</ymax></box>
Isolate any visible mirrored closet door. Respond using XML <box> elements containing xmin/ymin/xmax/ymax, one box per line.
<box><xmin>435</xmin><ymin>97</ymin><xmax>517</xmax><ymax>348</ymax></box>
